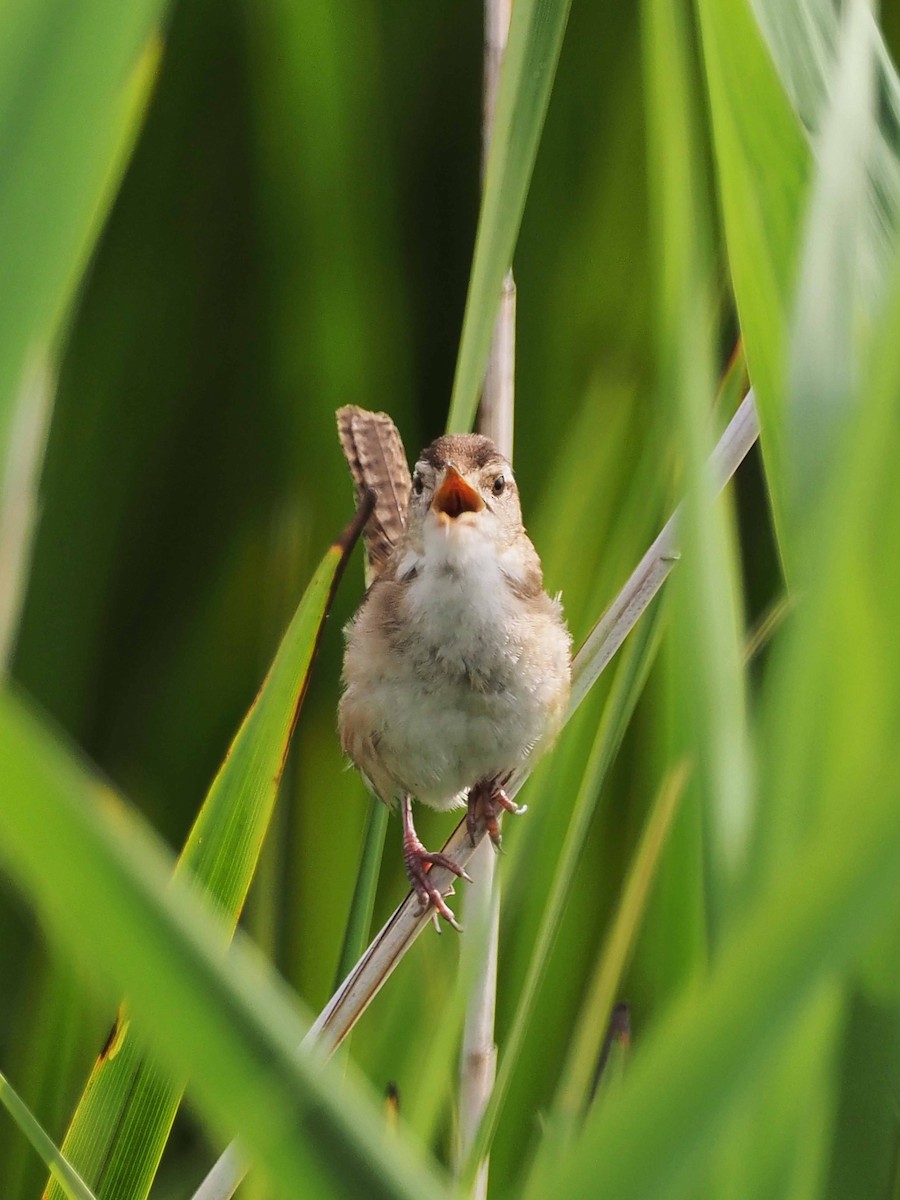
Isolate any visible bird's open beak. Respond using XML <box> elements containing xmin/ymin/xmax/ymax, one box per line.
<box><xmin>431</xmin><ymin>465</ymin><xmax>485</xmax><ymax>519</ymax></box>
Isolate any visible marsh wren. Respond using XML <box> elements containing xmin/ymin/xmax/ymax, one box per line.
<box><xmin>337</xmin><ymin>407</ymin><xmax>571</xmax><ymax>929</ymax></box>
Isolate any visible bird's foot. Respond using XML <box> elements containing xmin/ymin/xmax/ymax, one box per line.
<box><xmin>466</xmin><ymin>777</ymin><xmax>527</xmax><ymax>849</ymax></box>
<box><xmin>401</xmin><ymin>796</ymin><xmax>471</xmax><ymax>931</ymax></box>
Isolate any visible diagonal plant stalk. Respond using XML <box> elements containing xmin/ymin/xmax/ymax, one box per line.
<box><xmin>457</xmin><ymin>2</ymin><xmax>516</xmax><ymax>1197</ymax></box>
<box><xmin>191</xmin><ymin>388</ymin><xmax>761</xmax><ymax>1200</ymax></box>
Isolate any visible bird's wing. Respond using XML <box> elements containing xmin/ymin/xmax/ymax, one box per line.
<box><xmin>336</xmin><ymin>406</ymin><xmax>412</xmax><ymax>583</ymax></box>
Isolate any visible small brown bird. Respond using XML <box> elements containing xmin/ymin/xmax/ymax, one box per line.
<box><xmin>337</xmin><ymin>407</ymin><xmax>571</xmax><ymax>928</ymax></box>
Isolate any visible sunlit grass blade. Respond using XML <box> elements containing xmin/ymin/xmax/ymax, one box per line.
<box><xmin>446</xmin><ymin>0</ymin><xmax>573</xmax><ymax>433</ymax></box>
<box><xmin>695</xmin><ymin>0</ymin><xmax>809</xmax><ymax>549</ymax></box>
<box><xmin>753</xmin><ymin>0</ymin><xmax>900</xmax><ymax>311</ymax></box>
<box><xmin>0</xmin><ymin>688</ymin><xmax>452</xmax><ymax>1200</ymax></box>
<box><xmin>0</xmin><ymin>16</ymin><xmax>165</xmax><ymax>1181</ymax></box>
<box><xmin>786</xmin><ymin>0</ymin><xmax>876</xmax><ymax>527</ymax></box>
<box><xmin>645</xmin><ymin>0</ymin><xmax>752</xmax><ymax>935</ymax></box>
<box><xmin>0</xmin><ymin>4</ymin><xmax>163</xmax><ymax>471</ymax></box>
<box><xmin>0</xmin><ymin>1069</ymin><xmax>97</xmax><ymax>1200</ymax></box>
<box><xmin>46</xmin><ymin>500</ymin><xmax>372</xmax><ymax>1200</ymax></box>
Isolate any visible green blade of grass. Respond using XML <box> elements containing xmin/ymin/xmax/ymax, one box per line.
<box><xmin>786</xmin><ymin>0</ymin><xmax>876</xmax><ymax>529</ymax></box>
<box><xmin>753</xmin><ymin>0</ymin><xmax>900</xmax><ymax>311</ymax></box>
<box><xmin>0</xmin><ymin>1069</ymin><xmax>97</xmax><ymax>1200</ymax></box>
<box><xmin>695</xmin><ymin>0</ymin><xmax>810</xmax><ymax>555</ymax></box>
<box><xmin>0</xmin><ymin>12</ymin><xmax>166</xmax><ymax>1185</ymax></box>
<box><xmin>0</xmin><ymin>1</ymin><xmax>164</xmax><ymax>472</ymax></box>
<box><xmin>644</xmin><ymin>0</ymin><xmax>753</xmax><ymax>931</ymax></box>
<box><xmin>0</xmin><ymin>688</ymin><xmax>452</xmax><ymax>1200</ymax></box>
<box><xmin>45</xmin><ymin>500</ymin><xmax>372</xmax><ymax>1200</ymax></box>
<box><xmin>445</xmin><ymin>0</ymin><xmax>573</xmax><ymax>433</ymax></box>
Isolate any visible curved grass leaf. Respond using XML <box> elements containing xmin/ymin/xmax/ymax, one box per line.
<box><xmin>786</xmin><ymin>0</ymin><xmax>877</xmax><ymax>528</ymax></box>
<box><xmin>753</xmin><ymin>0</ymin><xmax>900</xmax><ymax>310</ymax></box>
<box><xmin>695</xmin><ymin>0</ymin><xmax>810</xmax><ymax>549</ymax></box>
<box><xmin>0</xmin><ymin>7</ymin><xmax>166</xmax><ymax>1186</ymax></box>
<box><xmin>45</xmin><ymin>500</ymin><xmax>373</xmax><ymax>1200</ymax></box>
<box><xmin>644</xmin><ymin>0</ymin><xmax>753</xmax><ymax>926</ymax></box>
<box><xmin>0</xmin><ymin>686</ymin><xmax>450</xmax><ymax>1200</ymax></box>
<box><xmin>0</xmin><ymin>1</ymin><xmax>164</xmax><ymax>472</ymax></box>
<box><xmin>445</xmin><ymin>0</ymin><xmax>573</xmax><ymax>434</ymax></box>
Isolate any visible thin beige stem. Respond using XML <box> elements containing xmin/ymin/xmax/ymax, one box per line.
<box><xmin>457</xmin><ymin>2</ymin><xmax>516</xmax><ymax>1196</ymax></box>
<box><xmin>191</xmin><ymin>389</ymin><xmax>761</xmax><ymax>1200</ymax></box>
<box><xmin>480</xmin><ymin>273</ymin><xmax>516</xmax><ymax>457</ymax></box>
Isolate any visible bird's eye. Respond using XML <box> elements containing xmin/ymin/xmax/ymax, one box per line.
<box><xmin>492</xmin><ymin>475</ymin><xmax>506</xmax><ymax>496</ymax></box>
<box><xmin>413</xmin><ymin>472</ymin><xmax>425</xmax><ymax>496</ymax></box>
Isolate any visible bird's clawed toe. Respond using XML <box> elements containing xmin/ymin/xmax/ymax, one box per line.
<box><xmin>466</xmin><ymin>778</ymin><xmax>526</xmax><ymax>848</ymax></box>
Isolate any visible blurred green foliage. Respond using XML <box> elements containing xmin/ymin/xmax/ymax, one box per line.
<box><xmin>3</xmin><ymin>1</ymin><xmax>900</xmax><ymax>1198</ymax></box>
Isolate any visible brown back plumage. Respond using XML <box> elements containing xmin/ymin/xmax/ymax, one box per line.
<box><xmin>336</xmin><ymin>406</ymin><xmax>411</xmax><ymax>582</ymax></box>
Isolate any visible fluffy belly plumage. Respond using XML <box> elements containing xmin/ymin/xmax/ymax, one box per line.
<box><xmin>339</xmin><ymin>522</ymin><xmax>571</xmax><ymax>813</ymax></box>
<box><xmin>361</xmin><ymin>670</ymin><xmax>548</xmax><ymax>809</ymax></box>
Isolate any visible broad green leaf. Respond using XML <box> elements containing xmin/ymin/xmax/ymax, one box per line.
<box><xmin>644</xmin><ymin>0</ymin><xmax>753</xmax><ymax>928</ymax></box>
<box><xmin>0</xmin><ymin>689</ymin><xmax>451</xmax><ymax>1200</ymax></box>
<box><xmin>445</xmin><ymin>0</ymin><xmax>573</xmax><ymax>433</ymax></box>
<box><xmin>0</xmin><ymin>1</ymin><xmax>164</xmax><ymax>481</ymax></box>
<box><xmin>786</xmin><ymin>0</ymin><xmax>877</xmax><ymax>527</ymax></box>
<box><xmin>46</xmin><ymin>505</ymin><xmax>372</xmax><ymax>1200</ymax></box>
<box><xmin>752</xmin><ymin>0</ymin><xmax>900</xmax><ymax>311</ymax></box>
<box><xmin>0</xmin><ymin>1069</ymin><xmax>97</xmax><ymax>1200</ymax></box>
<box><xmin>0</xmin><ymin>6</ymin><xmax>165</xmax><ymax>1189</ymax></box>
<box><xmin>695</xmin><ymin>0</ymin><xmax>810</xmax><ymax>550</ymax></box>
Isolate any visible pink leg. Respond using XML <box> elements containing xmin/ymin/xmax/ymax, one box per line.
<box><xmin>466</xmin><ymin>776</ymin><xmax>527</xmax><ymax>848</ymax></box>
<box><xmin>402</xmin><ymin>795</ymin><xmax>471</xmax><ymax>931</ymax></box>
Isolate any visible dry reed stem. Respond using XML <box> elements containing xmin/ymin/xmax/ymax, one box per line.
<box><xmin>456</xmin><ymin>1</ymin><xmax>516</xmax><ymax>1195</ymax></box>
